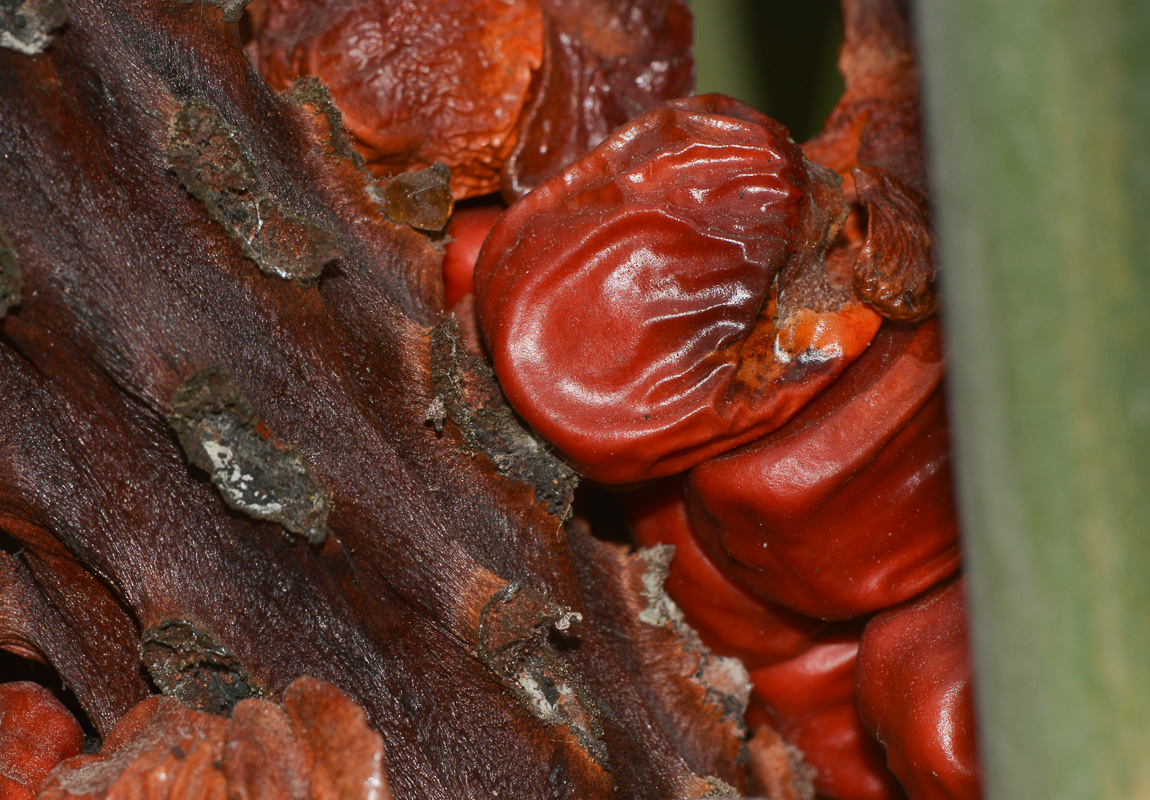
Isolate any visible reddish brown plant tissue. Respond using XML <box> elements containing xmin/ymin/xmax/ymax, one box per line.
<box><xmin>0</xmin><ymin>682</ymin><xmax>85</xmax><ymax>800</ymax></box>
<box><xmin>0</xmin><ymin>0</ymin><xmax>974</xmax><ymax>798</ymax></box>
<box><xmin>469</xmin><ymin>0</ymin><xmax>977</xmax><ymax>798</ymax></box>
<box><xmin>502</xmin><ymin>0</ymin><xmax>695</xmax><ymax>198</ymax></box>
<box><xmin>255</xmin><ymin>0</ymin><xmax>693</xmax><ymax>200</ymax></box>
<box><xmin>474</xmin><ymin>93</ymin><xmax>880</xmax><ymax>484</ymax></box>
<box><xmin>803</xmin><ymin>0</ymin><xmax>937</xmax><ymax>321</ymax></box>
<box><xmin>0</xmin><ymin>0</ymin><xmax>772</xmax><ymax>797</ymax></box>
<box><xmin>37</xmin><ymin>677</ymin><xmax>390</xmax><ymax>800</ymax></box>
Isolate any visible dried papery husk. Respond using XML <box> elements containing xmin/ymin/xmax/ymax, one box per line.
<box><xmin>257</xmin><ymin>0</ymin><xmax>544</xmax><ymax>199</ymax></box>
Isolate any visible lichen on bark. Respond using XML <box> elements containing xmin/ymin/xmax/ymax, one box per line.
<box><xmin>167</xmin><ymin>99</ymin><xmax>342</xmax><ymax>286</ymax></box>
<box><xmin>0</xmin><ymin>1</ymin><xmax>777</xmax><ymax>796</ymax></box>
<box><xmin>0</xmin><ymin>0</ymin><xmax>69</xmax><ymax>54</ymax></box>
<box><xmin>0</xmin><ymin>229</ymin><xmax>20</xmax><ymax>317</ymax></box>
<box><xmin>168</xmin><ymin>368</ymin><xmax>331</xmax><ymax>545</ymax></box>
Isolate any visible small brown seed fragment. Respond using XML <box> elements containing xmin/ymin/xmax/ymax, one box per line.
<box><xmin>381</xmin><ymin>163</ymin><xmax>454</xmax><ymax>232</ymax></box>
<box><xmin>853</xmin><ymin>164</ymin><xmax>938</xmax><ymax>322</ymax></box>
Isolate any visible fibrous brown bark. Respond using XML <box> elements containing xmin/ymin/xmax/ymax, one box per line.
<box><xmin>0</xmin><ymin>1</ymin><xmax>770</xmax><ymax>797</ymax></box>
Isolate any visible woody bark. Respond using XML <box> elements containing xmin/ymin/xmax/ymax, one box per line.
<box><xmin>0</xmin><ymin>1</ymin><xmax>766</xmax><ymax>797</ymax></box>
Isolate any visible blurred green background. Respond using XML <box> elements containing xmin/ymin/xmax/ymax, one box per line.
<box><xmin>690</xmin><ymin>0</ymin><xmax>844</xmax><ymax>141</ymax></box>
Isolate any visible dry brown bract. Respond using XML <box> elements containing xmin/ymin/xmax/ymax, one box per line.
<box><xmin>254</xmin><ymin>0</ymin><xmax>693</xmax><ymax>200</ymax></box>
<box><xmin>39</xmin><ymin>678</ymin><xmax>391</xmax><ymax>800</ymax></box>
<box><xmin>0</xmin><ymin>0</ymin><xmax>775</xmax><ymax>797</ymax></box>
<box><xmin>258</xmin><ymin>0</ymin><xmax>544</xmax><ymax>199</ymax></box>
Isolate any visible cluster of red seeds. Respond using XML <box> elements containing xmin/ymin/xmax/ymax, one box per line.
<box><xmin>455</xmin><ymin>3</ymin><xmax>977</xmax><ymax>799</ymax></box>
<box><xmin>260</xmin><ymin>0</ymin><xmax>976</xmax><ymax>798</ymax></box>
<box><xmin>0</xmin><ymin>2</ymin><xmax>978</xmax><ymax>799</ymax></box>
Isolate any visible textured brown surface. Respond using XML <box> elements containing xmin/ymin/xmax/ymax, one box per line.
<box><xmin>38</xmin><ymin>678</ymin><xmax>391</xmax><ymax>800</ymax></box>
<box><xmin>0</xmin><ymin>1</ymin><xmax>767</xmax><ymax>797</ymax></box>
<box><xmin>257</xmin><ymin>0</ymin><xmax>544</xmax><ymax>199</ymax></box>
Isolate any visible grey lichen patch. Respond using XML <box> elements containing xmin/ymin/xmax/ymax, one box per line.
<box><xmin>1</xmin><ymin>0</ymin><xmax>68</xmax><ymax>54</ymax></box>
<box><xmin>167</xmin><ymin>99</ymin><xmax>342</xmax><ymax>286</ymax></box>
<box><xmin>477</xmin><ymin>582</ymin><xmax>577</xmax><ymax>676</ymax></box>
<box><xmin>430</xmin><ymin>315</ymin><xmax>578</xmax><ymax>517</ymax></box>
<box><xmin>169</xmin><ymin>367</ymin><xmax>330</xmax><ymax>545</ymax></box>
<box><xmin>703</xmin><ymin>778</ymin><xmax>740</xmax><ymax>798</ymax></box>
<box><xmin>175</xmin><ymin>0</ymin><xmax>249</xmax><ymax>23</ymax></box>
<box><xmin>141</xmin><ymin>621</ymin><xmax>262</xmax><ymax>716</ymax></box>
<box><xmin>478</xmin><ymin>584</ymin><xmax>603</xmax><ymax>759</ymax></box>
<box><xmin>635</xmin><ymin>544</ymin><xmax>678</xmax><ymax>627</ymax></box>
<box><xmin>635</xmin><ymin>545</ymin><xmax>751</xmax><ymax>722</ymax></box>
<box><xmin>512</xmin><ymin>656</ymin><xmax>603</xmax><ymax>762</ymax></box>
<box><xmin>382</xmin><ymin>163</ymin><xmax>454</xmax><ymax>232</ymax></box>
<box><xmin>0</xmin><ymin>231</ymin><xmax>21</xmax><ymax>318</ymax></box>
<box><xmin>281</xmin><ymin>77</ymin><xmax>363</xmax><ymax>168</ymax></box>
<box><xmin>424</xmin><ymin>395</ymin><xmax>447</xmax><ymax>434</ymax></box>
<box><xmin>516</xmin><ymin>670</ymin><xmax>577</xmax><ymax>724</ymax></box>
<box><xmin>671</xmin><ymin>777</ymin><xmax>740</xmax><ymax>800</ymax></box>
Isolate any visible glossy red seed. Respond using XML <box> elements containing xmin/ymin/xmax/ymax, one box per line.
<box><xmin>475</xmin><ymin>93</ymin><xmax>879</xmax><ymax>484</ymax></box>
<box><xmin>623</xmin><ymin>479</ymin><xmax>903</xmax><ymax>800</ymax></box>
<box><xmin>443</xmin><ymin>205</ymin><xmax>504</xmax><ymax>309</ymax></box>
<box><xmin>624</xmin><ymin>478</ymin><xmax>827</xmax><ymax>671</ymax></box>
<box><xmin>748</xmin><ymin>627</ymin><xmax>906</xmax><ymax>800</ymax></box>
<box><xmin>687</xmin><ymin>318</ymin><xmax>960</xmax><ymax>619</ymax></box>
<box><xmin>856</xmin><ymin>578</ymin><xmax>981</xmax><ymax>800</ymax></box>
<box><xmin>0</xmin><ymin>682</ymin><xmax>85</xmax><ymax>800</ymax></box>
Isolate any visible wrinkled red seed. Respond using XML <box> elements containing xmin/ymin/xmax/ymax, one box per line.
<box><xmin>0</xmin><ymin>682</ymin><xmax>85</xmax><ymax>800</ymax></box>
<box><xmin>475</xmin><ymin>94</ymin><xmax>879</xmax><ymax>484</ymax></box>
<box><xmin>257</xmin><ymin>0</ymin><xmax>543</xmax><ymax>199</ymax></box>
<box><xmin>502</xmin><ymin>0</ymin><xmax>695</xmax><ymax>198</ymax></box>
<box><xmin>687</xmin><ymin>318</ymin><xmax>960</xmax><ymax>620</ymax></box>
<box><xmin>856</xmin><ymin>578</ymin><xmax>980</xmax><ymax>800</ymax></box>
<box><xmin>747</xmin><ymin>629</ymin><xmax>906</xmax><ymax>800</ymax></box>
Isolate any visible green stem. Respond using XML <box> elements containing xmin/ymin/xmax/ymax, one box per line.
<box><xmin>914</xmin><ymin>2</ymin><xmax>1150</xmax><ymax>798</ymax></box>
